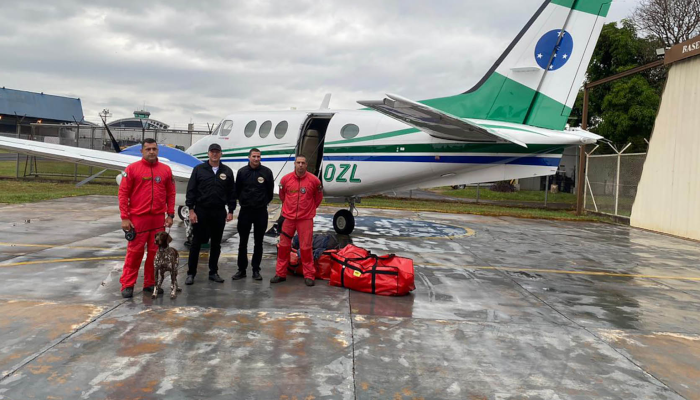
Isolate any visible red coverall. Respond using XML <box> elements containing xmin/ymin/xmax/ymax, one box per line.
<box><xmin>275</xmin><ymin>171</ymin><xmax>323</xmax><ymax>279</ymax></box>
<box><xmin>118</xmin><ymin>158</ymin><xmax>176</xmax><ymax>290</ymax></box>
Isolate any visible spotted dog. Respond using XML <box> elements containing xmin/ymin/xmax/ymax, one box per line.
<box><xmin>153</xmin><ymin>231</ymin><xmax>181</xmax><ymax>299</ymax></box>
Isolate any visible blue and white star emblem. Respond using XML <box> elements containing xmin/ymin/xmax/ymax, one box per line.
<box><xmin>534</xmin><ymin>29</ymin><xmax>574</xmax><ymax>71</ymax></box>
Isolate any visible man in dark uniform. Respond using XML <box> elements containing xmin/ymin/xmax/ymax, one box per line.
<box><xmin>185</xmin><ymin>143</ymin><xmax>236</xmax><ymax>285</ymax></box>
<box><xmin>232</xmin><ymin>148</ymin><xmax>274</xmax><ymax>281</ymax></box>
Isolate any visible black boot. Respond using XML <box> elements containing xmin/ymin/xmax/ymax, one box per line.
<box><xmin>231</xmin><ymin>270</ymin><xmax>247</xmax><ymax>280</ymax></box>
<box><xmin>121</xmin><ymin>287</ymin><xmax>134</xmax><ymax>298</ymax></box>
<box><xmin>270</xmin><ymin>275</ymin><xmax>286</xmax><ymax>284</ymax></box>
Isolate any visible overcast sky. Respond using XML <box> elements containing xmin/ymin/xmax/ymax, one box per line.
<box><xmin>0</xmin><ymin>0</ymin><xmax>639</xmax><ymax>130</ymax></box>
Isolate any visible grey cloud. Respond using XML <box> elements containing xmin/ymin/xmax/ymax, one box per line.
<box><xmin>0</xmin><ymin>0</ymin><xmax>634</xmax><ymax>127</ymax></box>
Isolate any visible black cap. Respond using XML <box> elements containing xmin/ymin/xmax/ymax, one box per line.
<box><xmin>208</xmin><ymin>143</ymin><xmax>222</xmax><ymax>152</ymax></box>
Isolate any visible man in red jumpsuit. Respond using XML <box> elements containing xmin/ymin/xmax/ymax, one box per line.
<box><xmin>118</xmin><ymin>138</ymin><xmax>176</xmax><ymax>298</ymax></box>
<box><xmin>271</xmin><ymin>155</ymin><xmax>323</xmax><ymax>286</ymax></box>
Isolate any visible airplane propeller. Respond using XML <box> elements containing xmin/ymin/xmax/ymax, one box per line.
<box><xmin>74</xmin><ymin>113</ymin><xmax>122</xmax><ymax>187</ymax></box>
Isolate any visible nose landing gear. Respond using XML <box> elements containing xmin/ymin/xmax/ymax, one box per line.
<box><xmin>333</xmin><ymin>209</ymin><xmax>355</xmax><ymax>235</ymax></box>
<box><xmin>333</xmin><ymin>198</ymin><xmax>358</xmax><ymax>235</ymax></box>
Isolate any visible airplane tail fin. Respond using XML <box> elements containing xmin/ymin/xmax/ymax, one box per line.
<box><xmin>423</xmin><ymin>0</ymin><xmax>612</xmax><ymax>131</ymax></box>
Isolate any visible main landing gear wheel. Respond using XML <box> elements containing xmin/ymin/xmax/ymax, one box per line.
<box><xmin>177</xmin><ymin>206</ymin><xmax>189</xmax><ymax>221</ymax></box>
<box><xmin>177</xmin><ymin>206</ymin><xmax>194</xmax><ymax>247</ymax></box>
<box><xmin>333</xmin><ymin>209</ymin><xmax>355</xmax><ymax>235</ymax></box>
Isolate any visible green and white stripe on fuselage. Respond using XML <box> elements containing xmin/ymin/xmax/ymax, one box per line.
<box><xmin>188</xmin><ymin>109</ymin><xmax>590</xmax><ymax>197</ymax></box>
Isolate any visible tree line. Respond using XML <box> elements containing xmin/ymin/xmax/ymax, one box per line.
<box><xmin>570</xmin><ymin>0</ymin><xmax>700</xmax><ymax>153</ymax></box>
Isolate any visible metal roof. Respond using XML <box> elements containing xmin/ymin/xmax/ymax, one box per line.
<box><xmin>0</xmin><ymin>87</ymin><xmax>84</xmax><ymax>122</ymax></box>
<box><xmin>108</xmin><ymin>117</ymin><xmax>169</xmax><ymax>129</ymax></box>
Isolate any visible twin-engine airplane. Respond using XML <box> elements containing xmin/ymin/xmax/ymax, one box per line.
<box><xmin>0</xmin><ymin>0</ymin><xmax>611</xmax><ymax>235</ymax></box>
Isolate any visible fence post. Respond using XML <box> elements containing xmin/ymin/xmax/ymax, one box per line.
<box><xmin>89</xmin><ymin>126</ymin><xmax>94</xmax><ymax>176</ymax></box>
<box><xmin>584</xmin><ymin>151</ymin><xmax>589</xmax><ymax>210</ymax></box>
<box><xmin>74</xmin><ymin>125</ymin><xmax>79</xmax><ymax>182</ymax></box>
<box><xmin>615</xmin><ymin>152</ymin><xmax>620</xmax><ymax>215</ymax></box>
<box><xmin>614</xmin><ymin>143</ymin><xmax>632</xmax><ymax>216</ymax></box>
<box><xmin>583</xmin><ymin>145</ymin><xmax>599</xmax><ymax>212</ymax></box>
<box><xmin>27</xmin><ymin>124</ymin><xmax>34</xmax><ymax>176</ymax></box>
<box><xmin>544</xmin><ymin>175</ymin><xmax>549</xmax><ymax>207</ymax></box>
<box><xmin>15</xmin><ymin>120</ymin><xmax>21</xmax><ymax>178</ymax></box>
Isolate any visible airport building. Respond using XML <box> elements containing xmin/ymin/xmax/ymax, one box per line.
<box><xmin>0</xmin><ymin>87</ymin><xmax>84</xmax><ymax>134</ymax></box>
<box><xmin>107</xmin><ymin>109</ymin><xmax>169</xmax><ymax>130</ymax></box>
<box><xmin>631</xmin><ymin>34</ymin><xmax>700</xmax><ymax>240</ymax></box>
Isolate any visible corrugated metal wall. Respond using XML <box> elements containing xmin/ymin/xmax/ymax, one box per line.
<box><xmin>0</xmin><ymin>88</ymin><xmax>83</xmax><ymax>122</ymax></box>
<box><xmin>631</xmin><ymin>56</ymin><xmax>700</xmax><ymax>239</ymax></box>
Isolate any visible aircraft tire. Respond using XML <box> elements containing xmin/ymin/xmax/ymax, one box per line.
<box><xmin>333</xmin><ymin>209</ymin><xmax>355</xmax><ymax>235</ymax></box>
<box><xmin>177</xmin><ymin>206</ymin><xmax>189</xmax><ymax>221</ymax></box>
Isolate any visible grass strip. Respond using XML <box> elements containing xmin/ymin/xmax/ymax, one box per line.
<box><xmin>432</xmin><ymin>186</ymin><xmax>577</xmax><ymax>204</ymax></box>
<box><xmin>0</xmin><ymin>179</ymin><xmax>117</xmax><ymax>204</ymax></box>
<box><xmin>354</xmin><ymin>196</ymin><xmax>609</xmax><ymax>222</ymax></box>
<box><xmin>0</xmin><ymin>160</ymin><xmax>120</xmax><ymax>182</ymax></box>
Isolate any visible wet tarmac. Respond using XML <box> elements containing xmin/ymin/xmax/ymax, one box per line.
<box><xmin>0</xmin><ymin>196</ymin><xmax>699</xmax><ymax>399</ymax></box>
<box><xmin>383</xmin><ymin>189</ymin><xmax>574</xmax><ymax>210</ymax></box>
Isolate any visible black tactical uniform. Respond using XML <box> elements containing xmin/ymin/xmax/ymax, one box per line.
<box><xmin>185</xmin><ymin>158</ymin><xmax>236</xmax><ymax>279</ymax></box>
<box><xmin>233</xmin><ymin>163</ymin><xmax>274</xmax><ymax>279</ymax></box>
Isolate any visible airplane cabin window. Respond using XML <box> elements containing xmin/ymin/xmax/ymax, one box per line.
<box><xmin>244</xmin><ymin>121</ymin><xmax>257</xmax><ymax>138</ymax></box>
<box><xmin>259</xmin><ymin>120</ymin><xmax>271</xmax><ymax>138</ymax></box>
<box><xmin>341</xmin><ymin>123</ymin><xmax>359</xmax><ymax>139</ymax></box>
<box><xmin>220</xmin><ymin>120</ymin><xmax>233</xmax><ymax>136</ymax></box>
<box><xmin>275</xmin><ymin>121</ymin><xmax>288</xmax><ymax>138</ymax></box>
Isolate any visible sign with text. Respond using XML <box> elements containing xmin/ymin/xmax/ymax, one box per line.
<box><xmin>665</xmin><ymin>35</ymin><xmax>700</xmax><ymax>65</ymax></box>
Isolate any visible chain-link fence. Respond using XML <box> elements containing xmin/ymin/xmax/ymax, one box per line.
<box><xmin>584</xmin><ymin>143</ymin><xmax>646</xmax><ymax>218</ymax></box>
<box><xmin>0</xmin><ymin>123</ymin><xmax>208</xmax><ymax>181</ymax></box>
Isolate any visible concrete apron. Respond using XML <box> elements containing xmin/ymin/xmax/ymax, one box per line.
<box><xmin>0</xmin><ymin>196</ymin><xmax>699</xmax><ymax>399</ymax></box>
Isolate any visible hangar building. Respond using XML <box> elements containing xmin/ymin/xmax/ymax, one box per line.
<box><xmin>0</xmin><ymin>88</ymin><xmax>84</xmax><ymax>134</ymax></box>
<box><xmin>631</xmin><ymin>35</ymin><xmax>700</xmax><ymax>239</ymax></box>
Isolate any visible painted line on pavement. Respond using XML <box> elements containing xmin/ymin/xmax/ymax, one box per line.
<box><xmin>0</xmin><ymin>242</ymin><xmax>123</xmax><ymax>251</ymax></box>
<box><xmin>419</xmin><ymin>263</ymin><xmax>700</xmax><ymax>282</ymax></box>
<box><xmin>0</xmin><ymin>242</ymin><xmax>276</xmax><ymax>259</ymax></box>
<box><xmin>0</xmin><ymin>252</ymin><xmax>275</xmax><ymax>267</ymax></box>
<box><xmin>3</xmin><ymin>252</ymin><xmax>698</xmax><ymax>282</ymax></box>
<box><xmin>0</xmin><ymin>256</ymin><xmax>125</xmax><ymax>267</ymax></box>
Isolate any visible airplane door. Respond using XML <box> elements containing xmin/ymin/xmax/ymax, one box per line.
<box><xmin>297</xmin><ymin>114</ymin><xmax>334</xmax><ymax>177</ymax></box>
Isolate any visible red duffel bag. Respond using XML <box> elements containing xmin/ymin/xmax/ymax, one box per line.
<box><xmin>329</xmin><ymin>245</ymin><xmax>415</xmax><ymax>296</ymax></box>
<box><xmin>288</xmin><ymin>248</ymin><xmax>337</xmax><ymax>280</ymax></box>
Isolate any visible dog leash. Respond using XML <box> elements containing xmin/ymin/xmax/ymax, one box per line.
<box><xmin>136</xmin><ymin>226</ymin><xmax>166</xmax><ymax>235</ymax></box>
<box><xmin>124</xmin><ymin>225</ymin><xmax>167</xmax><ymax>242</ymax></box>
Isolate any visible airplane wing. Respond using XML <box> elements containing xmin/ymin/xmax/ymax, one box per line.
<box><xmin>358</xmin><ymin>93</ymin><xmax>527</xmax><ymax>148</ymax></box>
<box><xmin>0</xmin><ymin>136</ymin><xmax>195</xmax><ymax>181</ymax></box>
